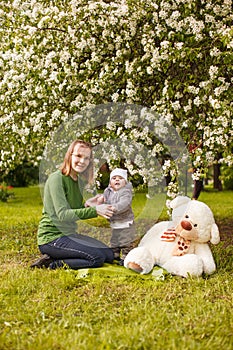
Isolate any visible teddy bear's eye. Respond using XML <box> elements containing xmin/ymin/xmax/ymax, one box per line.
<box><xmin>194</xmin><ymin>224</ymin><xmax>198</xmax><ymax>227</ymax></box>
<box><xmin>185</xmin><ymin>215</ymin><xmax>189</xmax><ymax>218</ymax></box>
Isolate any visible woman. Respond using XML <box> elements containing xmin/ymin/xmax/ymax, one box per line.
<box><xmin>30</xmin><ymin>140</ymin><xmax>115</xmax><ymax>269</ymax></box>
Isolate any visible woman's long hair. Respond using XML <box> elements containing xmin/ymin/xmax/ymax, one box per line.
<box><xmin>60</xmin><ymin>140</ymin><xmax>94</xmax><ymax>184</ymax></box>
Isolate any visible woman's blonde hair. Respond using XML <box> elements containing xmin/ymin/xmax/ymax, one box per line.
<box><xmin>60</xmin><ymin>140</ymin><xmax>94</xmax><ymax>184</ymax></box>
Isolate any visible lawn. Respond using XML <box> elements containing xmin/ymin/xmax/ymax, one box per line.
<box><xmin>0</xmin><ymin>187</ymin><xmax>232</xmax><ymax>350</ymax></box>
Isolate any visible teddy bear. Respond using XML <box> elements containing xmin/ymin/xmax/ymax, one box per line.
<box><xmin>124</xmin><ymin>196</ymin><xmax>220</xmax><ymax>277</ymax></box>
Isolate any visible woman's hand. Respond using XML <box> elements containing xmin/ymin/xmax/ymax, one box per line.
<box><xmin>96</xmin><ymin>204</ymin><xmax>115</xmax><ymax>219</ymax></box>
<box><xmin>96</xmin><ymin>195</ymin><xmax>105</xmax><ymax>205</ymax></box>
<box><xmin>85</xmin><ymin>194</ymin><xmax>104</xmax><ymax>207</ymax></box>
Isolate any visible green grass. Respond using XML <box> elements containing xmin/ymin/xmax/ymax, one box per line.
<box><xmin>0</xmin><ymin>187</ymin><xmax>232</xmax><ymax>350</ymax></box>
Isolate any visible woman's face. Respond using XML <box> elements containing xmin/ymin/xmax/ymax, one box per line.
<box><xmin>70</xmin><ymin>143</ymin><xmax>91</xmax><ymax>175</ymax></box>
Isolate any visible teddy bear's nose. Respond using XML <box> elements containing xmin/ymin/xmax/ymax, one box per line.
<box><xmin>181</xmin><ymin>220</ymin><xmax>192</xmax><ymax>231</ymax></box>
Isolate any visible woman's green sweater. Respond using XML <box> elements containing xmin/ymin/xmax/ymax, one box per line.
<box><xmin>37</xmin><ymin>170</ymin><xmax>97</xmax><ymax>245</ymax></box>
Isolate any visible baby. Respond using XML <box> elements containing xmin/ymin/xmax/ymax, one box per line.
<box><xmin>86</xmin><ymin>168</ymin><xmax>136</xmax><ymax>265</ymax></box>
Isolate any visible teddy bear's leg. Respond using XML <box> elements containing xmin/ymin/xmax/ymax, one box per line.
<box><xmin>162</xmin><ymin>254</ymin><xmax>203</xmax><ymax>278</ymax></box>
<box><xmin>124</xmin><ymin>246</ymin><xmax>154</xmax><ymax>274</ymax></box>
<box><xmin>127</xmin><ymin>262</ymin><xmax>143</xmax><ymax>273</ymax></box>
<box><xmin>194</xmin><ymin>243</ymin><xmax>217</xmax><ymax>275</ymax></box>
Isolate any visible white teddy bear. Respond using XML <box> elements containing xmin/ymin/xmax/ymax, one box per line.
<box><xmin>124</xmin><ymin>196</ymin><xmax>220</xmax><ymax>277</ymax></box>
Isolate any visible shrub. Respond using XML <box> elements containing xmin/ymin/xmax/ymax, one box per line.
<box><xmin>0</xmin><ymin>183</ymin><xmax>14</xmax><ymax>202</ymax></box>
<box><xmin>221</xmin><ymin>165</ymin><xmax>233</xmax><ymax>190</ymax></box>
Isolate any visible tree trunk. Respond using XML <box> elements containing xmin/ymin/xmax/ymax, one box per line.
<box><xmin>213</xmin><ymin>163</ymin><xmax>222</xmax><ymax>190</ymax></box>
<box><xmin>192</xmin><ymin>180</ymin><xmax>203</xmax><ymax>199</ymax></box>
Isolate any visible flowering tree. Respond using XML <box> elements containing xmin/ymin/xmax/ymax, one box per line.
<box><xmin>0</xmin><ymin>0</ymin><xmax>232</xmax><ymax>192</ymax></box>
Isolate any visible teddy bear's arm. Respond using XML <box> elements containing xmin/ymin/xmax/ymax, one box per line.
<box><xmin>194</xmin><ymin>243</ymin><xmax>216</xmax><ymax>275</ymax></box>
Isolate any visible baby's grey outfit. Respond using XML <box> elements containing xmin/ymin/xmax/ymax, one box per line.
<box><xmin>104</xmin><ymin>182</ymin><xmax>136</xmax><ymax>260</ymax></box>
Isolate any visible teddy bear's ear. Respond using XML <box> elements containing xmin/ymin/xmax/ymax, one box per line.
<box><xmin>169</xmin><ymin>196</ymin><xmax>191</xmax><ymax>209</ymax></box>
<box><xmin>210</xmin><ymin>223</ymin><xmax>220</xmax><ymax>244</ymax></box>
<box><xmin>169</xmin><ymin>196</ymin><xmax>191</xmax><ymax>226</ymax></box>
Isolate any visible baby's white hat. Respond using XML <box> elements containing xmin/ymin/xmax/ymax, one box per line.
<box><xmin>110</xmin><ymin>168</ymin><xmax>128</xmax><ymax>181</ymax></box>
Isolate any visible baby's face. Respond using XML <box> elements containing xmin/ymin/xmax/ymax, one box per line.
<box><xmin>110</xmin><ymin>175</ymin><xmax>126</xmax><ymax>191</ymax></box>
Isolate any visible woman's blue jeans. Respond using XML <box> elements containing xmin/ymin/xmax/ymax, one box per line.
<box><xmin>39</xmin><ymin>233</ymin><xmax>114</xmax><ymax>270</ymax></box>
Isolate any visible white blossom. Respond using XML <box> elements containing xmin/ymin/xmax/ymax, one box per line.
<box><xmin>209</xmin><ymin>96</ymin><xmax>221</xmax><ymax>109</ymax></box>
<box><xmin>193</xmin><ymin>96</ymin><xmax>202</xmax><ymax>106</ymax></box>
<box><xmin>0</xmin><ymin>0</ymin><xmax>231</xmax><ymax>198</ymax></box>
<box><xmin>209</xmin><ymin>65</ymin><xmax>219</xmax><ymax>79</ymax></box>
<box><xmin>171</xmin><ymin>101</ymin><xmax>181</xmax><ymax>110</ymax></box>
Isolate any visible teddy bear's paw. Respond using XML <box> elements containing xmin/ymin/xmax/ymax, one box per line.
<box><xmin>127</xmin><ymin>262</ymin><xmax>143</xmax><ymax>273</ymax></box>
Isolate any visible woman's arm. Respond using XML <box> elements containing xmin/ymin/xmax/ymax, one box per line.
<box><xmin>44</xmin><ymin>172</ymin><xmax>114</xmax><ymax>221</ymax></box>
<box><xmin>44</xmin><ymin>173</ymin><xmax>97</xmax><ymax>222</ymax></box>
<box><xmin>84</xmin><ymin>194</ymin><xmax>105</xmax><ymax>207</ymax></box>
